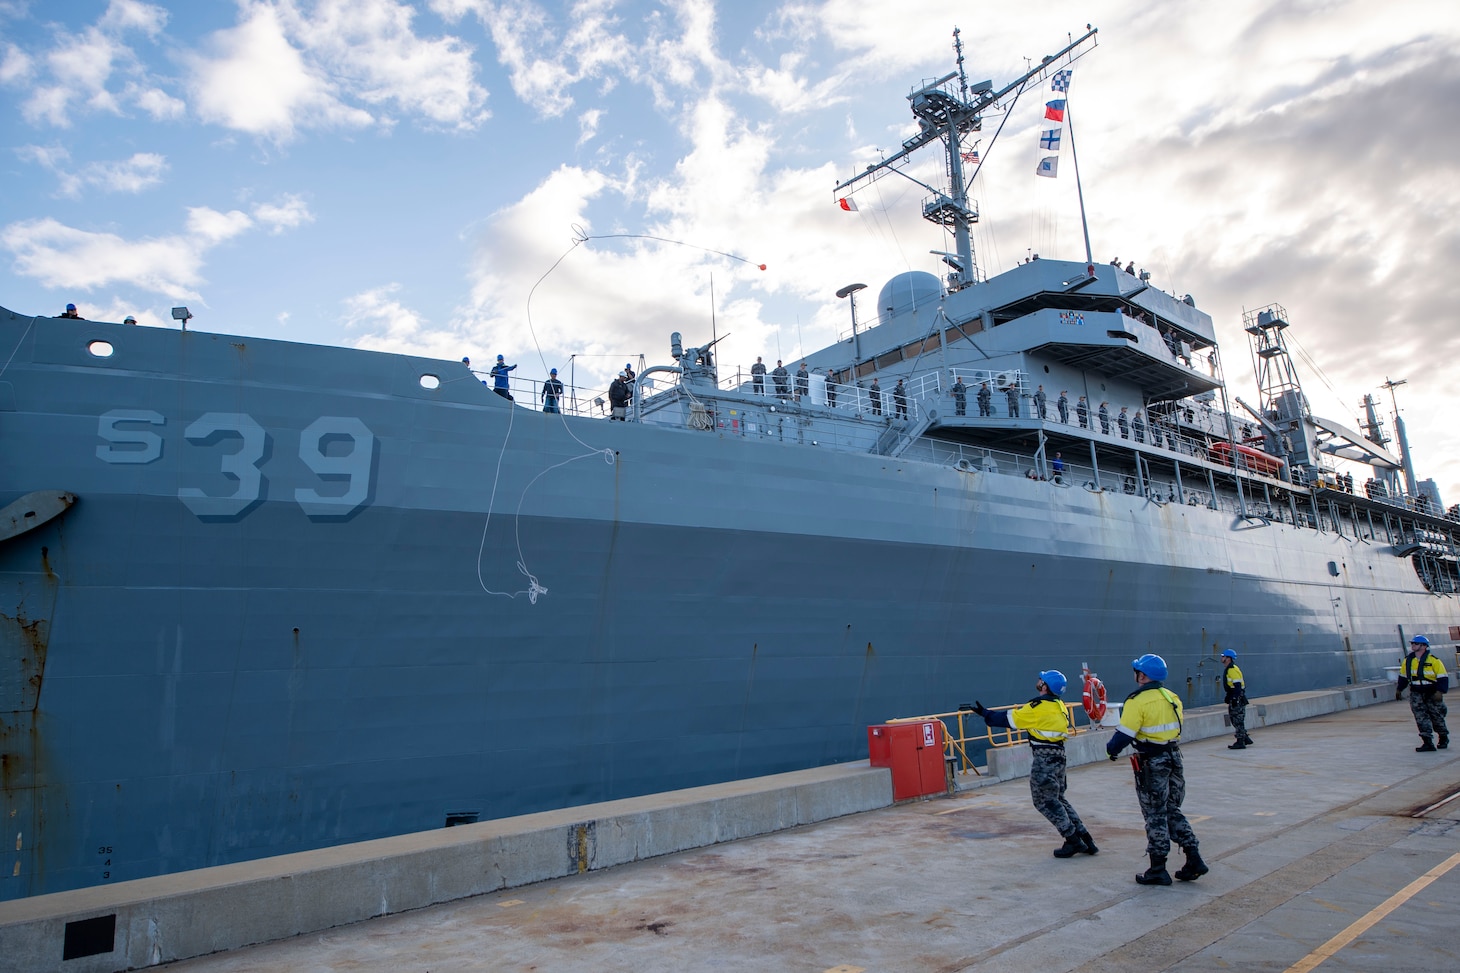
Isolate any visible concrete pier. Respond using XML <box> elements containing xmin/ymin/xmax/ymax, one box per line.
<box><xmin>4</xmin><ymin>683</ymin><xmax>1456</xmax><ymax>972</ymax></box>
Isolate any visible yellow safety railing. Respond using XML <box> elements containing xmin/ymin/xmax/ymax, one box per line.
<box><xmin>887</xmin><ymin>701</ymin><xmax>1103</xmax><ymax>779</ymax></box>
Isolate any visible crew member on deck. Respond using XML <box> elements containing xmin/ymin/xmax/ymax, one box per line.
<box><xmin>490</xmin><ymin>355</ymin><xmax>516</xmax><ymax>401</ymax></box>
<box><xmin>1221</xmin><ymin>649</ymin><xmax>1254</xmax><ymax>749</ymax></box>
<box><xmin>951</xmin><ymin>376</ymin><xmax>967</xmax><ymax>416</ymax></box>
<box><xmin>1397</xmin><ymin>636</ymin><xmax>1449</xmax><ymax>752</ymax></box>
<box><xmin>1057</xmin><ymin>390</ymin><xmax>1069</xmax><ymax>424</ymax></box>
<box><xmin>542</xmin><ymin>368</ymin><xmax>564</xmax><ymax>414</ymax></box>
<box><xmin>60</xmin><ymin>303</ymin><xmax>83</xmax><ymax>319</ymax></box>
<box><xmin>968</xmin><ymin>671</ymin><xmax>1097</xmax><ymax>859</ymax></box>
<box><xmin>1077</xmin><ymin>395</ymin><xmax>1088</xmax><ymax>428</ymax></box>
<box><xmin>751</xmin><ymin>356</ymin><xmax>766</xmax><ymax>394</ymax></box>
<box><xmin>1107</xmin><ymin>654</ymin><xmax>1207</xmax><ymax>886</ymax></box>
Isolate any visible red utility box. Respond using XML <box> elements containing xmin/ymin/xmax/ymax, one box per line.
<box><xmin>867</xmin><ymin>721</ymin><xmax>947</xmax><ymax>801</ymax></box>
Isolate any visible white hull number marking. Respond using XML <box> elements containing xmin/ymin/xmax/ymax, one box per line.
<box><xmin>97</xmin><ymin>411</ymin><xmax>377</xmax><ymax>520</ymax></box>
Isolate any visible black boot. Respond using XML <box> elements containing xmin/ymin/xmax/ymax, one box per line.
<box><xmin>1135</xmin><ymin>855</ymin><xmax>1172</xmax><ymax>886</ymax></box>
<box><xmin>1053</xmin><ymin>834</ymin><xmax>1083</xmax><ymax>858</ymax></box>
<box><xmin>1174</xmin><ymin>848</ymin><xmax>1209</xmax><ymax>881</ymax></box>
<box><xmin>1077</xmin><ymin>829</ymin><xmax>1099</xmax><ymax>855</ymax></box>
<box><xmin>1240</xmin><ymin>735</ymin><xmax>1254</xmax><ymax>746</ymax></box>
<box><xmin>1417</xmin><ymin>736</ymin><xmax>1437</xmax><ymax>752</ymax></box>
<box><xmin>1228</xmin><ymin>741</ymin><xmax>1246</xmax><ymax>750</ymax></box>
<box><xmin>1440</xmin><ymin>734</ymin><xmax>1450</xmax><ymax>750</ymax></box>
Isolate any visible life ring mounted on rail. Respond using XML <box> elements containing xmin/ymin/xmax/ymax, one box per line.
<box><xmin>1082</xmin><ymin>671</ymin><xmax>1107</xmax><ymax>722</ymax></box>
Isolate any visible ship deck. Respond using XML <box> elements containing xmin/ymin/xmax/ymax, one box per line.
<box><xmin>6</xmin><ymin>692</ymin><xmax>1459</xmax><ymax>972</ymax></box>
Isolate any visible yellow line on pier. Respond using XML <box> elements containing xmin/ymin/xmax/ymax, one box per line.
<box><xmin>1282</xmin><ymin>850</ymin><xmax>1460</xmax><ymax>973</ymax></box>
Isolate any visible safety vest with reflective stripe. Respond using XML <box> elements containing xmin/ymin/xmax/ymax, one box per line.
<box><xmin>1403</xmin><ymin>651</ymin><xmax>1447</xmax><ymax>686</ymax></box>
<box><xmin>1223</xmin><ymin>663</ymin><xmax>1245</xmax><ymax>691</ymax></box>
<box><xmin>1009</xmin><ymin>697</ymin><xmax>1072</xmax><ymax>743</ymax></box>
<box><xmin>1118</xmin><ymin>685</ymin><xmax>1184</xmax><ymax>743</ymax></box>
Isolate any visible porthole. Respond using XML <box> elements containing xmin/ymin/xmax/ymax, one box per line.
<box><xmin>419</xmin><ymin>374</ymin><xmax>441</xmax><ymax>390</ymax></box>
<box><xmin>87</xmin><ymin>340</ymin><xmax>114</xmax><ymax>358</ymax></box>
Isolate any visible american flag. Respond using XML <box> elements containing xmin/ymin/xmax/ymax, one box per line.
<box><xmin>1052</xmin><ymin>69</ymin><xmax>1072</xmax><ymax>92</ymax></box>
<box><xmin>960</xmin><ymin>150</ymin><xmax>979</xmax><ymax>164</ymax></box>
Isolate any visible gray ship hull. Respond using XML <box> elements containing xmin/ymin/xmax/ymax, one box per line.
<box><xmin>1</xmin><ymin>313</ymin><xmax>1453</xmax><ymax>899</ymax></box>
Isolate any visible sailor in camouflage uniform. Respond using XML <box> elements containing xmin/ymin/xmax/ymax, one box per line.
<box><xmin>1221</xmin><ymin>649</ymin><xmax>1254</xmax><ymax>749</ymax></box>
<box><xmin>971</xmin><ymin>670</ymin><xmax>1097</xmax><ymax>858</ymax></box>
<box><xmin>1397</xmin><ymin>635</ymin><xmax>1449</xmax><ymax>752</ymax></box>
<box><xmin>1106</xmin><ymin>654</ymin><xmax>1207</xmax><ymax>886</ymax></box>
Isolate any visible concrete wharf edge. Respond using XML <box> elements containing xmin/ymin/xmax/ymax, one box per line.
<box><xmin>0</xmin><ymin>682</ymin><xmax>1395</xmax><ymax>973</ymax></box>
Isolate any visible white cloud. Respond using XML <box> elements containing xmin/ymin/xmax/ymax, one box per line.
<box><xmin>0</xmin><ymin>42</ymin><xmax>33</xmax><ymax>85</ymax></box>
<box><xmin>343</xmin><ymin>283</ymin><xmax>468</xmax><ymax>359</ymax></box>
<box><xmin>131</xmin><ymin>84</ymin><xmax>186</xmax><ymax>120</ymax></box>
<box><xmin>577</xmin><ymin>107</ymin><xmax>602</xmax><ymax>146</ymax></box>
<box><xmin>1</xmin><ymin>195</ymin><xmax>306</xmax><ymax>298</ymax></box>
<box><xmin>98</xmin><ymin>0</ymin><xmax>169</xmax><ymax>35</ymax></box>
<box><xmin>14</xmin><ymin>0</ymin><xmax>175</xmax><ymax>127</ymax></box>
<box><xmin>187</xmin><ymin>0</ymin><xmax>488</xmax><ymax>141</ymax></box>
<box><xmin>252</xmin><ymin>193</ymin><xmax>314</xmax><ymax>233</ymax></box>
<box><xmin>2</xmin><ymin>217</ymin><xmax>215</xmax><ymax>296</ymax></box>
<box><xmin>17</xmin><ymin>145</ymin><xmax>169</xmax><ymax>198</ymax></box>
<box><xmin>188</xmin><ymin>2</ymin><xmax>371</xmax><ymax>140</ymax></box>
<box><xmin>281</xmin><ymin>0</ymin><xmax>489</xmax><ymax>130</ymax></box>
<box><xmin>186</xmin><ymin>206</ymin><xmax>254</xmax><ymax>243</ymax></box>
<box><xmin>442</xmin><ymin>0</ymin><xmax>635</xmax><ymax>116</ymax></box>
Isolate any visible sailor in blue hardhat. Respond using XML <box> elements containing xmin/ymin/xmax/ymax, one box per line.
<box><xmin>1397</xmin><ymin>635</ymin><xmax>1449</xmax><ymax>752</ymax></box>
<box><xmin>1220</xmin><ymin>649</ymin><xmax>1253</xmax><ymax>750</ymax></box>
<box><xmin>541</xmin><ymin>367</ymin><xmax>564</xmax><ymax>414</ymax></box>
<box><xmin>489</xmin><ymin>354</ymin><xmax>516</xmax><ymax>401</ymax></box>
<box><xmin>1107</xmin><ymin>653</ymin><xmax>1207</xmax><ymax>886</ymax></box>
<box><xmin>60</xmin><ymin>302</ymin><xmax>82</xmax><ymax>319</ymax></box>
<box><xmin>966</xmin><ymin>669</ymin><xmax>1097</xmax><ymax>859</ymax></box>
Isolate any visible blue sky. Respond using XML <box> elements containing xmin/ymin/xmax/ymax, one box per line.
<box><xmin>3</xmin><ymin>0</ymin><xmax>1459</xmax><ymax>503</ymax></box>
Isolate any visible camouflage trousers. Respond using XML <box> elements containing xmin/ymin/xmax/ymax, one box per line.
<box><xmin>1030</xmin><ymin>746</ymin><xmax>1084</xmax><ymax>838</ymax></box>
<box><xmin>1131</xmin><ymin>748</ymin><xmax>1199</xmax><ymax>859</ymax></box>
<box><xmin>1227</xmin><ymin>699</ymin><xmax>1252</xmax><ymax>743</ymax></box>
<box><xmin>1409</xmin><ymin>690</ymin><xmax>1449</xmax><ymax>737</ymax></box>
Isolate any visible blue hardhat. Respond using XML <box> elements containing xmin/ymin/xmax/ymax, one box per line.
<box><xmin>66</xmin><ymin>303</ymin><xmax>76</xmax><ymax>311</ymax></box>
<box><xmin>1038</xmin><ymin>669</ymin><xmax>1067</xmax><ymax>696</ymax></box>
<box><xmin>1132</xmin><ymin>653</ymin><xmax>1168</xmax><ymax>680</ymax></box>
<box><xmin>1220</xmin><ymin>649</ymin><xmax>1237</xmax><ymax>660</ymax></box>
<box><xmin>497</xmin><ymin>354</ymin><xmax>505</xmax><ymax>361</ymax></box>
<box><xmin>550</xmin><ymin>368</ymin><xmax>558</xmax><ymax>374</ymax></box>
<box><xmin>1411</xmin><ymin>635</ymin><xmax>1430</xmax><ymax>646</ymax></box>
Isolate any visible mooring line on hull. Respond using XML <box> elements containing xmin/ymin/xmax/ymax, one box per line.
<box><xmin>479</xmin><ymin>227</ymin><xmax>762</xmax><ymax>604</ymax></box>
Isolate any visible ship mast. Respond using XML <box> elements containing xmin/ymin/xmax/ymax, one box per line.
<box><xmin>834</xmin><ymin>26</ymin><xmax>1098</xmax><ymax>292</ymax></box>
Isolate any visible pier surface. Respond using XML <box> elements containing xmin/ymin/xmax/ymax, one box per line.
<box><xmin>5</xmin><ymin>692</ymin><xmax>1459</xmax><ymax>972</ymax></box>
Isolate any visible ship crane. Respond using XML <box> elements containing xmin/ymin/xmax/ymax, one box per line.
<box><xmin>1243</xmin><ymin>303</ymin><xmax>1400</xmax><ymax>487</ymax></box>
<box><xmin>834</xmin><ymin>26</ymin><xmax>1098</xmax><ymax>293</ymax></box>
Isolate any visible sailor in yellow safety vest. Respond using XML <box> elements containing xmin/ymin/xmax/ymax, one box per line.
<box><xmin>1220</xmin><ymin>649</ymin><xmax>1254</xmax><ymax>750</ymax></box>
<box><xmin>1397</xmin><ymin>635</ymin><xmax>1449</xmax><ymax>752</ymax></box>
<box><xmin>970</xmin><ymin>670</ymin><xmax>1098</xmax><ymax>859</ymax></box>
<box><xmin>1106</xmin><ymin>654</ymin><xmax>1207</xmax><ymax>886</ymax></box>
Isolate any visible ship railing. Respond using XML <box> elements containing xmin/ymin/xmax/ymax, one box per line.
<box><xmin>886</xmin><ymin>704</ymin><xmax>1100</xmax><ymax>780</ymax></box>
<box><xmin>717</xmin><ymin>367</ymin><xmax>943</xmax><ymax>418</ymax></box>
<box><xmin>907</xmin><ymin>436</ymin><xmax>1282</xmax><ymax>520</ymax></box>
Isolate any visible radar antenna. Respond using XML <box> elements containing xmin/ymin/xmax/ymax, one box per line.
<box><xmin>834</xmin><ymin>27</ymin><xmax>1098</xmax><ymax>293</ymax></box>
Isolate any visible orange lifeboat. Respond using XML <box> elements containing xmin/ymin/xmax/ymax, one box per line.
<box><xmin>1208</xmin><ymin>441</ymin><xmax>1284</xmax><ymax>476</ymax></box>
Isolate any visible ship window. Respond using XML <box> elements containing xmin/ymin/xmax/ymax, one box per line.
<box><xmin>876</xmin><ymin>349</ymin><xmax>903</xmax><ymax>369</ymax></box>
<box><xmin>87</xmin><ymin>340</ymin><xmax>114</xmax><ymax>358</ymax></box>
<box><xmin>419</xmin><ymin>374</ymin><xmax>441</xmax><ymax>389</ymax></box>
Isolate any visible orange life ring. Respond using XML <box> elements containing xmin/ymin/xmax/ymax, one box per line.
<box><xmin>1082</xmin><ymin>674</ymin><xmax>1108</xmax><ymax>722</ymax></box>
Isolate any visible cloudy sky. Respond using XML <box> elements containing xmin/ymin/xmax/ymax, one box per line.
<box><xmin>3</xmin><ymin>0</ymin><xmax>1457</xmax><ymax>503</ymax></box>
